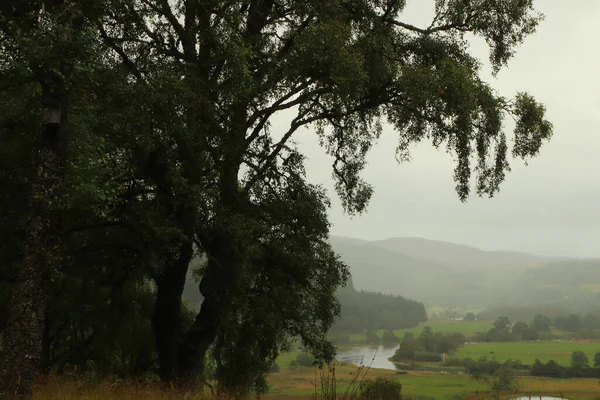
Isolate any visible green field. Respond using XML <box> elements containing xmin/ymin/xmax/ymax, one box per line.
<box><xmin>266</xmin><ymin>364</ymin><xmax>600</xmax><ymax>399</ymax></box>
<box><xmin>453</xmin><ymin>340</ymin><xmax>600</xmax><ymax>365</ymax></box>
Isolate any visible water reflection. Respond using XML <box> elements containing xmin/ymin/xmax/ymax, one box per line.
<box><xmin>335</xmin><ymin>345</ymin><xmax>400</xmax><ymax>370</ymax></box>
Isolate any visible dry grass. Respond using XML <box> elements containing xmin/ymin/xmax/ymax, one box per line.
<box><xmin>31</xmin><ymin>376</ymin><xmax>212</xmax><ymax>400</ymax></box>
<box><xmin>28</xmin><ymin>368</ymin><xmax>600</xmax><ymax>400</ymax></box>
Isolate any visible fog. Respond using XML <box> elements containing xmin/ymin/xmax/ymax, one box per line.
<box><xmin>288</xmin><ymin>1</ymin><xmax>600</xmax><ymax>258</ymax></box>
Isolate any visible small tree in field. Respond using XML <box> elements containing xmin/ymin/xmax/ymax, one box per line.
<box><xmin>492</xmin><ymin>365</ymin><xmax>517</xmax><ymax>390</ymax></box>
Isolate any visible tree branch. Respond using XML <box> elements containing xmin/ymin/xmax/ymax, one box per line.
<box><xmin>97</xmin><ymin>24</ymin><xmax>143</xmax><ymax>80</ymax></box>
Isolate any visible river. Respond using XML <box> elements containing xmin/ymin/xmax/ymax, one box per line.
<box><xmin>335</xmin><ymin>345</ymin><xmax>400</xmax><ymax>370</ymax></box>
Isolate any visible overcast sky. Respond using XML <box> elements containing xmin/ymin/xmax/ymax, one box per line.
<box><xmin>288</xmin><ymin>1</ymin><xmax>600</xmax><ymax>258</ymax></box>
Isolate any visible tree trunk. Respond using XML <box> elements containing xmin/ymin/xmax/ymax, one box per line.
<box><xmin>176</xmin><ymin>259</ymin><xmax>222</xmax><ymax>386</ymax></box>
<box><xmin>152</xmin><ymin>240</ymin><xmax>194</xmax><ymax>382</ymax></box>
<box><xmin>0</xmin><ymin>99</ymin><xmax>66</xmax><ymax>400</ymax></box>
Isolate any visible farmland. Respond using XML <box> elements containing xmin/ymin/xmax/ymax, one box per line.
<box><xmin>452</xmin><ymin>340</ymin><xmax>600</xmax><ymax>366</ymax></box>
<box><xmin>266</xmin><ymin>363</ymin><xmax>600</xmax><ymax>399</ymax></box>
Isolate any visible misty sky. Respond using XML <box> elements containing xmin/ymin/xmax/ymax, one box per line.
<box><xmin>287</xmin><ymin>1</ymin><xmax>600</xmax><ymax>258</ymax></box>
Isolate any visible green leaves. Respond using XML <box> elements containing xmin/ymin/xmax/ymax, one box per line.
<box><xmin>512</xmin><ymin>92</ymin><xmax>553</xmax><ymax>160</ymax></box>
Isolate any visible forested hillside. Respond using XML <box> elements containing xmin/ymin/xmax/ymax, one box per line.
<box><xmin>332</xmin><ymin>281</ymin><xmax>427</xmax><ymax>332</ymax></box>
<box><xmin>181</xmin><ymin>260</ymin><xmax>427</xmax><ymax>331</ymax></box>
<box><xmin>329</xmin><ymin>236</ymin><xmax>600</xmax><ymax>310</ymax></box>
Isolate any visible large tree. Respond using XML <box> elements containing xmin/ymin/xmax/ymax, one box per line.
<box><xmin>98</xmin><ymin>0</ymin><xmax>552</xmax><ymax>389</ymax></box>
<box><xmin>1</xmin><ymin>0</ymin><xmax>553</xmax><ymax>395</ymax></box>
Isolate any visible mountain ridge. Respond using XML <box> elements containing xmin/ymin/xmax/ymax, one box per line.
<box><xmin>331</xmin><ymin>235</ymin><xmax>570</xmax><ymax>268</ymax></box>
<box><xmin>327</xmin><ymin>235</ymin><xmax>597</xmax><ymax>309</ymax></box>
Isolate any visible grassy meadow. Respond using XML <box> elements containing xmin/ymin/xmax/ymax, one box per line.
<box><xmin>452</xmin><ymin>340</ymin><xmax>600</xmax><ymax>365</ymax></box>
<box><xmin>267</xmin><ymin>365</ymin><xmax>600</xmax><ymax>399</ymax></box>
<box><xmin>27</xmin><ymin>322</ymin><xmax>600</xmax><ymax>399</ymax></box>
<box><xmin>28</xmin><ymin>367</ymin><xmax>600</xmax><ymax>400</ymax></box>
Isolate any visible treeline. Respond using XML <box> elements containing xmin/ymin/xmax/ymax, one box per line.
<box><xmin>332</xmin><ymin>283</ymin><xmax>427</xmax><ymax>332</ymax></box>
<box><xmin>531</xmin><ymin>351</ymin><xmax>600</xmax><ymax>378</ymax></box>
<box><xmin>445</xmin><ymin>352</ymin><xmax>600</xmax><ymax>380</ymax></box>
<box><xmin>391</xmin><ymin>327</ymin><xmax>465</xmax><ymax>363</ymax></box>
<box><xmin>471</xmin><ymin>313</ymin><xmax>600</xmax><ymax>342</ymax></box>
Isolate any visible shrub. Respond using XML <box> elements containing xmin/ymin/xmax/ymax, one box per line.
<box><xmin>359</xmin><ymin>377</ymin><xmax>402</xmax><ymax>400</ymax></box>
<box><xmin>491</xmin><ymin>366</ymin><xmax>517</xmax><ymax>390</ymax></box>
<box><xmin>366</xmin><ymin>329</ymin><xmax>380</xmax><ymax>344</ymax></box>
<box><xmin>329</xmin><ymin>332</ymin><xmax>351</xmax><ymax>346</ymax></box>
<box><xmin>413</xmin><ymin>351</ymin><xmax>442</xmax><ymax>362</ymax></box>
<box><xmin>295</xmin><ymin>353</ymin><xmax>315</xmax><ymax>367</ymax></box>
<box><xmin>381</xmin><ymin>330</ymin><xmax>399</xmax><ymax>345</ymax></box>
<box><xmin>269</xmin><ymin>362</ymin><xmax>280</xmax><ymax>373</ymax></box>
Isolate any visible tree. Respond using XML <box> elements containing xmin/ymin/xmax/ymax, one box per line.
<box><xmin>381</xmin><ymin>330</ymin><xmax>399</xmax><ymax>346</ymax></box>
<box><xmin>102</xmin><ymin>0</ymin><xmax>552</xmax><ymax>390</ymax></box>
<box><xmin>593</xmin><ymin>352</ymin><xmax>600</xmax><ymax>369</ymax></box>
<box><xmin>571</xmin><ymin>351</ymin><xmax>589</xmax><ymax>370</ymax></box>
<box><xmin>2</xmin><ymin>0</ymin><xmax>553</xmax><ymax>394</ymax></box>
<box><xmin>582</xmin><ymin>314</ymin><xmax>600</xmax><ymax>330</ymax></box>
<box><xmin>494</xmin><ymin>317</ymin><xmax>511</xmax><ymax>330</ymax></box>
<box><xmin>532</xmin><ymin>314</ymin><xmax>552</xmax><ymax>331</ymax></box>
<box><xmin>392</xmin><ymin>336</ymin><xmax>421</xmax><ymax>361</ymax></box>
<box><xmin>366</xmin><ymin>329</ymin><xmax>380</xmax><ymax>344</ymax></box>
<box><xmin>521</xmin><ymin>327</ymin><xmax>539</xmax><ymax>341</ymax></box>
<box><xmin>511</xmin><ymin>321</ymin><xmax>529</xmax><ymax>341</ymax></box>
<box><xmin>564</xmin><ymin>314</ymin><xmax>583</xmax><ymax>332</ymax></box>
<box><xmin>464</xmin><ymin>312</ymin><xmax>476</xmax><ymax>322</ymax></box>
<box><xmin>492</xmin><ymin>365</ymin><xmax>517</xmax><ymax>390</ymax></box>
<box><xmin>0</xmin><ymin>1</ymin><xmax>94</xmax><ymax>396</ymax></box>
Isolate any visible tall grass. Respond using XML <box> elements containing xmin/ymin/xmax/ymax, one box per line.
<box><xmin>312</xmin><ymin>349</ymin><xmax>377</xmax><ymax>400</ymax></box>
<box><xmin>31</xmin><ymin>375</ymin><xmax>212</xmax><ymax>400</ymax></box>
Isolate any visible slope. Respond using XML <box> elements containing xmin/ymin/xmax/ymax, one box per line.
<box><xmin>328</xmin><ymin>236</ymin><xmax>594</xmax><ymax>309</ymax></box>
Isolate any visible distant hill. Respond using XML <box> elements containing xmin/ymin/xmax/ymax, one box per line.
<box><xmin>181</xmin><ymin>236</ymin><xmax>600</xmax><ymax>315</ymax></box>
<box><xmin>332</xmin><ymin>236</ymin><xmax>562</xmax><ymax>269</ymax></box>
<box><xmin>328</xmin><ymin>235</ymin><xmax>599</xmax><ymax>310</ymax></box>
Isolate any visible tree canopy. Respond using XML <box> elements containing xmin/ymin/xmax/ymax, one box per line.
<box><xmin>1</xmin><ymin>0</ymin><xmax>552</xmax><ymax>397</ymax></box>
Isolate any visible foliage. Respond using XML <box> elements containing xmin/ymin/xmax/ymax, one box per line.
<box><xmin>381</xmin><ymin>331</ymin><xmax>399</xmax><ymax>346</ymax></box>
<box><xmin>333</xmin><ymin>282</ymin><xmax>427</xmax><ymax>332</ymax></box>
<box><xmin>554</xmin><ymin>314</ymin><xmax>584</xmax><ymax>332</ymax></box>
<box><xmin>491</xmin><ymin>365</ymin><xmax>517</xmax><ymax>390</ymax></box>
<box><xmin>464</xmin><ymin>313</ymin><xmax>476</xmax><ymax>322</ymax></box>
<box><xmin>570</xmin><ymin>351</ymin><xmax>589</xmax><ymax>371</ymax></box>
<box><xmin>532</xmin><ymin>314</ymin><xmax>552</xmax><ymax>331</ymax></box>
<box><xmin>1</xmin><ymin>0</ymin><xmax>553</xmax><ymax>394</ymax></box>
<box><xmin>392</xmin><ymin>327</ymin><xmax>463</xmax><ymax>362</ymax></box>
<box><xmin>493</xmin><ymin>317</ymin><xmax>511</xmax><ymax>330</ymax></box>
<box><xmin>413</xmin><ymin>352</ymin><xmax>442</xmax><ymax>362</ymax></box>
<box><xmin>269</xmin><ymin>363</ymin><xmax>280</xmax><ymax>373</ymax></box>
<box><xmin>295</xmin><ymin>353</ymin><xmax>316</xmax><ymax>367</ymax></box>
<box><xmin>365</xmin><ymin>330</ymin><xmax>380</xmax><ymax>344</ymax></box>
<box><xmin>359</xmin><ymin>377</ymin><xmax>402</xmax><ymax>400</ymax></box>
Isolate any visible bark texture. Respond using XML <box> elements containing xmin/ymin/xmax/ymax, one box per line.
<box><xmin>0</xmin><ymin>102</ymin><xmax>65</xmax><ymax>399</ymax></box>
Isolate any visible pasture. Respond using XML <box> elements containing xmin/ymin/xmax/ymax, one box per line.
<box><xmin>453</xmin><ymin>340</ymin><xmax>600</xmax><ymax>366</ymax></box>
<box><xmin>267</xmin><ymin>364</ymin><xmax>600</xmax><ymax>399</ymax></box>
